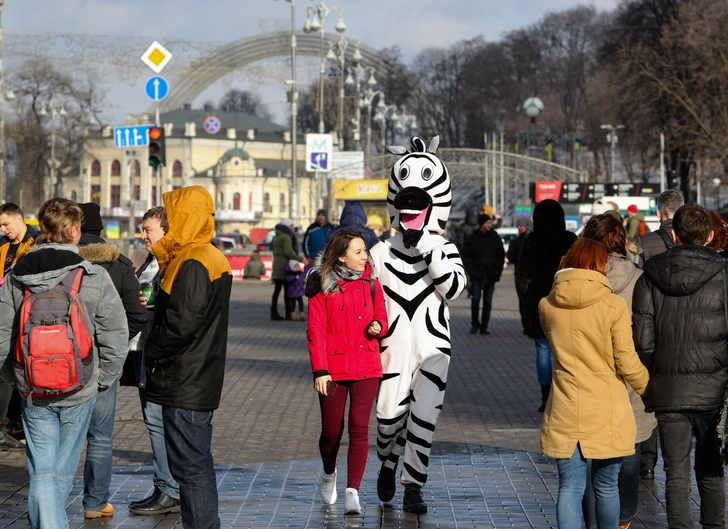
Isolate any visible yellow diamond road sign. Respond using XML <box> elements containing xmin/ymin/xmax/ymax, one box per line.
<box><xmin>141</xmin><ymin>41</ymin><xmax>173</xmax><ymax>75</ymax></box>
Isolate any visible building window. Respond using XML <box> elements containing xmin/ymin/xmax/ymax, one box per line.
<box><xmin>91</xmin><ymin>160</ymin><xmax>101</xmax><ymax>177</ymax></box>
<box><xmin>173</xmin><ymin>160</ymin><xmax>182</xmax><ymax>177</ymax></box>
<box><xmin>111</xmin><ymin>185</ymin><xmax>121</xmax><ymax>207</ymax></box>
<box><xmin>111</xmin><ymin>160</ymin><xmax>121</xmax><ymax>177</ymax></box>
<box><xmin>71</xmin><ymin>190</ymin><xmax>77</xmax><ymax>202</ymax></box>
<box><xmin>233</xmin><ymin>192</ymin><xmax>241</xmax><ymax>210</ymax></box>
<box><xmin>91</xmin><ymin>185</ymin><xmax>101</xmax><ymax>205</ymax></box>
<box><xmin>134</xmin><ymin>160</ymin><xmax>141</xmax><ymax>177</ymax></box>
<box><xmin>279</xmin><ymin>193</ymin><xmax>286</xmax><ymax>213</ymax></box>
<box><xmin>134</xmin><ymin>185</ymin><xmax>140</xmax><ymax>200</ymax></box>
<box><xmin>263</xmin><ymin>192</ymin><xmax>271</xmax><ymax>213</ymax></box>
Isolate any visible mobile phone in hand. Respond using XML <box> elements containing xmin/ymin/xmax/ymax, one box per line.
<box><xmin>326</xmin><ymin>380</ymin><xmax>338</xmax><ymax>396</ymax></box>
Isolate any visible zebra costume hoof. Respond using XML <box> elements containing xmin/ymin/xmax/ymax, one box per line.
<box><xmin>377</xmin><ymin>464</ymin><xmax>397</xmax><ymax>502</ymax></box>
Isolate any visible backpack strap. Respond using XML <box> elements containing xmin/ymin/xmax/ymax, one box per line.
<box><xmin>656</xmin><ymin>228</ymin><xmax>675</xmax><ymax>250</ymax></box>
<box><xmin>60</xmin><ymin>268</ymin><xmax>84</xmax><ymax>294</ymax></box>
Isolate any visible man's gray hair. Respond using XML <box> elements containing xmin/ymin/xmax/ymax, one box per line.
<box><xmin>657</xmin><ymin>190</ymin><xmax>684</xmax><ymax>219</ymax></box>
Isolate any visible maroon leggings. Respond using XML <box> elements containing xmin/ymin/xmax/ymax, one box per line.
<box><xmin>318</xmin><ymin>377</ymin><xmax>379</xmax><ymax>490</ymax></box>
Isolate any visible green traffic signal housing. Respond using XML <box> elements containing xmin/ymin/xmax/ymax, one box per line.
<box><xmin>148</xmin><ymin>127</ymin><xmax>167</xmax><ymax>167</ymax></box>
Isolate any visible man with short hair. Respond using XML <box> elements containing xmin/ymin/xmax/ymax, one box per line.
<box><xmin>637</xmin><ymin>189</ymin><xmax>684</xmax><ymax>265</ymax></box>
<box><xmin>0</xmin><ymin>198</ymin><xmax>128</xmax><ymax>529</ymax></box>
<box><xmin>633</xmin><ymin>203</ymin><xmax>728</xmax><ymax>529</ymax></box>
<box><xmin>127</xmin><ymin>206</ymin><xmax>181</xmax><ymax>516</ymax></box>
<box><xmin>0</xmin><ymin>203</ymin><xmax>38</xmax><ymax>450</ymax></box>
<box><xmin>305</xmin><ymin>209</ymin><xmax>332</xmax><ymax>259</ymax></box>
<box><xmin>302</xmin><ymin>209</ymin><xmax>328</xmax><ymax>258</ymax></box>
<box><xmin>461</xmin><ymin>213</ymin><xmax>505</xmax><ymax>335</ymax></box>
<box><xmin>144</xmin><ymin>187</ymin><xmax>232</xmax><ymax>529</ymax></box>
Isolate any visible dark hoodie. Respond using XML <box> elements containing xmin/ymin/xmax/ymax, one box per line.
<box><xmin>325</xmin><ymin>202</ymin><xmax>379</xmax><ymax>250</ymax></box>
<box><xmin>633</xmin><ymin>245</ymin><xmax>728</xmax><ymax>412</ymax></box>
<box><xmin>456</xmin><ymin>206</ymin><xmax>479</xmax><ymax>250</ymax></box>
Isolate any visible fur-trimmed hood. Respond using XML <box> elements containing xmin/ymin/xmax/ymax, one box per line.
<box><xmin>78</xmin><ymin>242</ymin><xmax>120</xmax><ymax>264</ymax></box>
<box><xmin>305</xmin><ymin>254</ymin><xmax>378</xmax><ymax>297</ymax></box>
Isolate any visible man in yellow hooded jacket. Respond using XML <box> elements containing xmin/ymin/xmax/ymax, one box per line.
<box><xmin>143</xmin><ymin>186</ymin><xmax>232</xmax><ymax>529</ymax></box>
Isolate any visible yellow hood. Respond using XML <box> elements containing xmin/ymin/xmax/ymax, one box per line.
<box><xmin>547</xmin><ymin>268</ymin><xmax>613</xmax><ymax>310</ymax></box>
<box><xmin>152</xmin><ymin>186</ymin><xmax>218</xmax><ymax>292</ymax></box>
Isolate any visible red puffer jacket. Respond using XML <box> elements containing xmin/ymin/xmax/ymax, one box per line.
<box><xmin>307</xmin><ymin>263</ymin><xmax>388</xmax><ymax>381</ymax></box>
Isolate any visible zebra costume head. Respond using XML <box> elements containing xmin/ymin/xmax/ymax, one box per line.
<box><xmin>386</xmin><ymin>136</ymin><xmax>451</xmax><ymax>243</ymax></box>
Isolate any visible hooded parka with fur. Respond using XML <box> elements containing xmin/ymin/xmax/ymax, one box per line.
<box><xmin>539</xmin><ymin>268</ymin><xmax>649</xmax><ymax>459</ymax></box>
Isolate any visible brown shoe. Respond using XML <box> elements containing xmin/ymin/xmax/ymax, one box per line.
<box><xmin>85</xmin><ymin>503</ymin><xmax>114</xmax><ymax>519</ymax></box>
<box><xmin>619</xmin><ymin>523</ymin><xmax>630</xmax><ymax>529</ymax></box>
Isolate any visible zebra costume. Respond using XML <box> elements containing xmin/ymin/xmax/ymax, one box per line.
<box><xmin>370</xmin><ymin>136</ymin><xmax>466</xmax><ymax>491</ymax></box>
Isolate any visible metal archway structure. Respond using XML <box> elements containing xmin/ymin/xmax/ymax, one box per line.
<box><xmin>153</xmin><ymin>31</ymin><xmax>420</xmax><ymax>113</ymax></box>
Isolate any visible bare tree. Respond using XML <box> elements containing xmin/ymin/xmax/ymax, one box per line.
<box><xmin>218</xmin><ymin>89</ymin><xmax>273</xmax><ymax>120</ymax></box>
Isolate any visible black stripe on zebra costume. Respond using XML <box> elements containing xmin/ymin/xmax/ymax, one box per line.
<box><xmin>369</xmin><ymin>135</ymin><xmax>466</xmax><ymax>488</ymax></box>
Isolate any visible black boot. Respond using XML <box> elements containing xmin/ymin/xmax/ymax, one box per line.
<box><xmin>538</xmin><ymin>384</ymin><xmax>551</xmax><ymax>413</ymax></box>
<box><xmin>403</xmin><ymin>484</ymin><xmax>427</xmax><ymax>514</ymax></box>
<box><xmin>0</xmin><ymin>428</ymin><xmax>24</xmax><ymax>451</ymax></box>
<box><xmin>271</xmin><ymin>307</ymin><xmax>284</xmax><ymax>321</ymax></box>
<box><xmin>377</xmin><ymin>463</ymin><xmax>397</xmax><ymax>502</ymax></box>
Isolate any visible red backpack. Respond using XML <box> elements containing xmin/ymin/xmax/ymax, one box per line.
<box><xmin>13</xmin><ymin>268</ymin><xmax>94</xmax><ymax>401</ymax></box>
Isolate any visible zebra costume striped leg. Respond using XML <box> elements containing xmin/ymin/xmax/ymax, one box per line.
<box><xmin>370</xmin><ymin>135</ymin><xmax>466</xmax><ymax>488</ymax></box>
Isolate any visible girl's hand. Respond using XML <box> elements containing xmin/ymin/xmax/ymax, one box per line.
<box><xmin>367</xmin><ymin>321</ymin><xmax>382</xmax><ymax>336</ymax></box>
<box><xmin>139</xmin><ymin>290</ymin><xmax>147</xmax><ymax>307</ymax></box>
<box><xmin>314</xmin><ymin>375</ymin><xmax>332</xmax><ymax>395</ymax></box>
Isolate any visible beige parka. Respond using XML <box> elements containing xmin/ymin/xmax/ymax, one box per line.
<box><xmin>538</xmin><ymin>268</ymin><xmax>649</xmax><ymax>459</ymax></box>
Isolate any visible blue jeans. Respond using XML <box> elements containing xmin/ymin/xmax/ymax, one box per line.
<box><xmin>583</xmin><ymin>444</ymin><xmax>641</xmax><ymax>528</ymax></box>
<box><xmin>138</xmin><ymin>390</ymin><xmax>179</xmax><ymax>499</ymax></box>
<box><xmin>534</xmin><ymin>337</ymin><xmax>552</xmax><ymax>386</ymax></box>
<box><xmin>657</xmin><ymin>410</ymin><xmax>725</xmax><ymax>529</ymax></box>
<box><xmin>163</xmin><ymin>407</ymin><xmax>219</xmax><ymax>529</ymax></box>
<box><xmin>83</xmin><ymin>383</ymin><xmax>117</xmax><ymax>511</ymax></box>
<box><xmin>22</xmin><ymin>395</ymin><xmax>96</xmax><ymax>529</ymax></box>
<box><xmin>471</xmin><ymin>280</ymin><xmax>496</xmax><ymax>330</ymax></box>
<box><xmin>557</xmin><ymin>444</ymin><xmax>621</xmax><ymax>529</ymax></box>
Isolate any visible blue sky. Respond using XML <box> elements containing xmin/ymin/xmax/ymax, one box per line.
<box><xmin>5</xmin><ymin>0</ymin><xmax>619</xmax><ymax>125</ymax></box>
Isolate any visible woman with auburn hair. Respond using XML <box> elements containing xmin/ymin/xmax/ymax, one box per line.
<box><xmin>707</xmin><ymin>210</ymin><xmax>728</xmax><ymax>255</ymax></box>
<box><xmin>539</xmin><ymin>238</ymin><xmax>649</xmax><ymax>529</ymax></box>
<box><xmin>305</xmin><ymin>229</ymin><xmax>388</xmax><ymax>514</ymax></box>
<box><xmin>581</xmin><ymin>215</ymin><xmax>656</xmax><ymax>529</ymax></box>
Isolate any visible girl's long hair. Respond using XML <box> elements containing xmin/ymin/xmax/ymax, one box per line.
<box><xmin>561</xmin><ymin>238</ymin><xmax>608</xmax><ymax>276</ymax></box>
<box><xmin>320</xmin><ymin>229</ymin><xmax>364</xmax><ymax>286</ymax></box>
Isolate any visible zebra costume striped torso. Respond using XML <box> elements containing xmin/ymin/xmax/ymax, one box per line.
<box><xmin>370</xmin><ymin>136</ymin><xmax>466</xmax><ymax>487</ymax></box>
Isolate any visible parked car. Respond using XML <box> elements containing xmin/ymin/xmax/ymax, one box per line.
<box><xmin>257</xmin><ymin>229</ymin><xmax>276</xmax><ymax>251</ymax></box>
<box><xmin>212</xmin><ymin>236</ymin><xmax>237</xmax><ymax>253</ymax></box>
<box><xmin>216</xmin><ymin>232</ymin><xmax>251</xmax><ymax>249</ymax></box>
<box><xmin>498</xmin><ymin>227</ymin><xmax>520</xmax><ymax>258</ymax></box>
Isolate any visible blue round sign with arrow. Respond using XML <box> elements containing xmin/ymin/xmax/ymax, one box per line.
<box><xmin>145</xmin><ymin>76</ymin><xmax>169</xmax><ymax>101</ymax></box>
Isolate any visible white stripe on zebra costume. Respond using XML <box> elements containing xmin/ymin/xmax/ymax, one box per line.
<box><xmin>369</xmin><ymin>135</ymin><xmax>466</xmax><ymax>487</ymax></box>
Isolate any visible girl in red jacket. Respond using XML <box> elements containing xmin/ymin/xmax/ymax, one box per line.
<box><xmin>306</xmin><ymin>229</ymin><xmax>388</xmax><ymax>514</ymax></box>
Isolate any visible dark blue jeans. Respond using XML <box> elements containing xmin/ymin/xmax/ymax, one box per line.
<box><xmin>470</xmin><ymin>280</ymin><xmax>495</xmax><ymax>330</ymax></box>
<box><xmin>163</xmin><ymin>407</ymin><xmax>220</xmax><ymax>529</ymax></box>
<box><xmin>657</xmin><ymin>410</ymin><xmax>725</xmax><ymax>529</ymax></box>
<box><xmin>83</xmin><ymin>383</ymin><xmax>118</xmax><ymax>511</ymax></box>
<box><xmin>583</xmin><ymin>444</ymin><xmax>641</xmax><ymax>528</ymax></box>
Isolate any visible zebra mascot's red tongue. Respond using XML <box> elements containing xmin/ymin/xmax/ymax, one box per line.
<box><xmin>401</xmin><ymin>207</ymin><xmax>430</xmax><ymax>231</ymax></box>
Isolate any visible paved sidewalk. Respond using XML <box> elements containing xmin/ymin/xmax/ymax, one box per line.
<box><xmin>0</xmin><ymin>273</ymin><xmax>715</xmax><ymax>528</ymax></box>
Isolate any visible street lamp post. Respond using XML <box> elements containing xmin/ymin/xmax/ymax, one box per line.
<box><xmin>394</xmin><ymin>109</ymin><xmax>418</xmax><ymax>143</ymax></box>
<box><xmin>374</xmin><ymin>103</ymin><xmax>398</xmax><ymax>158</ymax></box>
<box><xmin>522</xmin><ymin>97</ymin><xmax>544</xmax><ymax>201</ymax></box>
<box><xmin>600</xmin><ymin>123</ymin><xmax>625</xmax><ymax>183</ymax></box>
<box><xmin>345</xmin><ymin>54</ymin><xmax>375</xmax><ymax>151</ymax></box>
<box><xmin>361</xmin><ymin>87</ymin><xmax>385</xmax><ymax>169</ymax></box>
<box><xmin>326</xmin><ymin>35</ymin><xmax>349</xmax><ymax>148</ymax></box>
<box><xmin>39</xmin><ymin>95</ymin><xmax>67</xmax><ymax>202</ymax></box>
<box><xmin>0</xmin><ymin>0</ymin><xmax>14</xmax><ymax>205</ymax></box>
<box><xmin>304</xmin><ymin>1</ymin><xmax>346</xmax><ymax>135</ymax></box>
<box><xmin>274</xmin><ymin>0</ymin><xmax>300</xmax><ymax>222</ymax></box>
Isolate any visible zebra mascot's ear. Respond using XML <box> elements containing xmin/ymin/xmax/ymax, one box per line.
<box><xmin>386</xmin><ymin>145</ymin><xmax>408</xmax><ymax>155</ymax></box>
<box><xmin>427</xmin><ymin>136</ymin><xmax>440</xmax><ymax>154</ymax></box>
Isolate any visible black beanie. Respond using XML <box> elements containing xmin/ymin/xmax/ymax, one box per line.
<box><xmin>79</xmin><ymin>202</ymin><xmax>104</xmax><ymax>235</ymax></box>
<box><xmin>477</xmin><ymin>213</ymin><xmax>491</xmax><ymax>227</ymax></box>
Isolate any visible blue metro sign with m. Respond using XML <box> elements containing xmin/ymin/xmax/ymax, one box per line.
<box><xmin>114</xmin><ymin>125</ymin><xmax>153</xmax><ymax>148</ymax></box>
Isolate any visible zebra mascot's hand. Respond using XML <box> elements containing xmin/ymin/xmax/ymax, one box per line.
<box><xmin>415</xmin><ymin>230</ymin><xmax>438</xmax><ymax>255</ymax></box>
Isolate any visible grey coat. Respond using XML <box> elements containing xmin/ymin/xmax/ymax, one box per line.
<box><xmin>607</xmin><ymin>253</ymin><xmax>657</xmax><ymax>443</ymax></box>
<box><xmin>0</xmin><ymin>244</ymin><xmax>129</xmax><ymax>406</ymax></box>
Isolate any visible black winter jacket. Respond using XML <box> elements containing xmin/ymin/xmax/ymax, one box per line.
<box><xmin>461</xmin><ymin>229</ymin><xmax>505</xmax><ymax>284</ymax></box>
<box><xmin>637</xmin><ymin>219</ymin><xmax>674</xmax><ymax>267</ymax></box>
<box><xmin>633</xmin><ymin>245</ymin><xmax>728</xmax><ymax>412</ymax></box>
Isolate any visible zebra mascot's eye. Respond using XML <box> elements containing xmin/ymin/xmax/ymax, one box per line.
<box><xmin>399</xmin><ymin>164</ymin><xmax>410</xmax><ymax>180</ymax></box>
<box><xmin>421</xmin><ymin>164</ymin><xmax>435</xmax><ymax>181</ymax></box>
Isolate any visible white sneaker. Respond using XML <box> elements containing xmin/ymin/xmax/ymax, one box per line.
<box><xmin>344</xmin><ymin>487</ymin><xmax>361</xmax><ymax>514</ymax></box>
<box><xmin>321</xmin><ymin>469</ymin><xmax>337</xmax><ymax>504</ymax></box>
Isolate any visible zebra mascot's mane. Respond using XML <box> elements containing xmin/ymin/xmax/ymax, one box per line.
<box><xmin>386</xmin><ymin>136</ymin><xmax>451</xmax><ymax>248</ymax></box>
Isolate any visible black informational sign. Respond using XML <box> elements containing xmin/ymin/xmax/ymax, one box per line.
<box><xmin>530</xmin><ymin>182</ymin><xmax>662</xmax><ymax>204</ymax></box>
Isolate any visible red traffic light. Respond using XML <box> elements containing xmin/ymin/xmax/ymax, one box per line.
<box><xmin>149</xmin><ymin>127</ymin><xmax>162</xmax><ymax>141</ymax></box>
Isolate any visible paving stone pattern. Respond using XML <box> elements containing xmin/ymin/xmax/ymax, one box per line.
<box><xmin>0</xmin><ymin>273</ymin><xmax>719</xmax><ymax>527</ymax></box>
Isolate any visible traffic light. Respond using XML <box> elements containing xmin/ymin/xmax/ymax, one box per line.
<box><xmin>148</xmin><ymin>126</ymin><xmax>166</xmax><ymax>167</ymax></box>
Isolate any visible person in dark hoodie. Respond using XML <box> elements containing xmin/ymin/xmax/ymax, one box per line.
<box><xmin>633</xmin><ymin>203</ymin><xmax>728</xmax><ymax>529</ymax></box>
<box><xmin>455</xmin><ymin>206</ymin><xmax>480</xmax><ymax>251</ymax></box>
<box><xmin>0</xmin><ymin>198</ymin><xmax>128</xmax><ymax>529</ymax></box>
<box><xmin>75</xmin><ymin>202</ymin><xmax>150</xmax><ymax>519</ymax></box>
<box><xmin>271</xmin><ymin>218</ymin><xmax>304</xmax><ymax>320</ymax></box>
<box><xmin>517</xmin><ymin>199</ymin><xmax>577</xmax><ymax>412</ymax></box>
<box><xmin>507</xmin><ymin>217</ymin><xmax>531</xmax><ymax>332</ymax></box>
<box><xmin>325</xmin><ymin>202</ymin><xmax>379</xmax><ymax>250</ymax></box>
<box><xmin>461</xmin><ymin>213</ymin><xmax>505</xmax><ymax>335</ymax></box>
